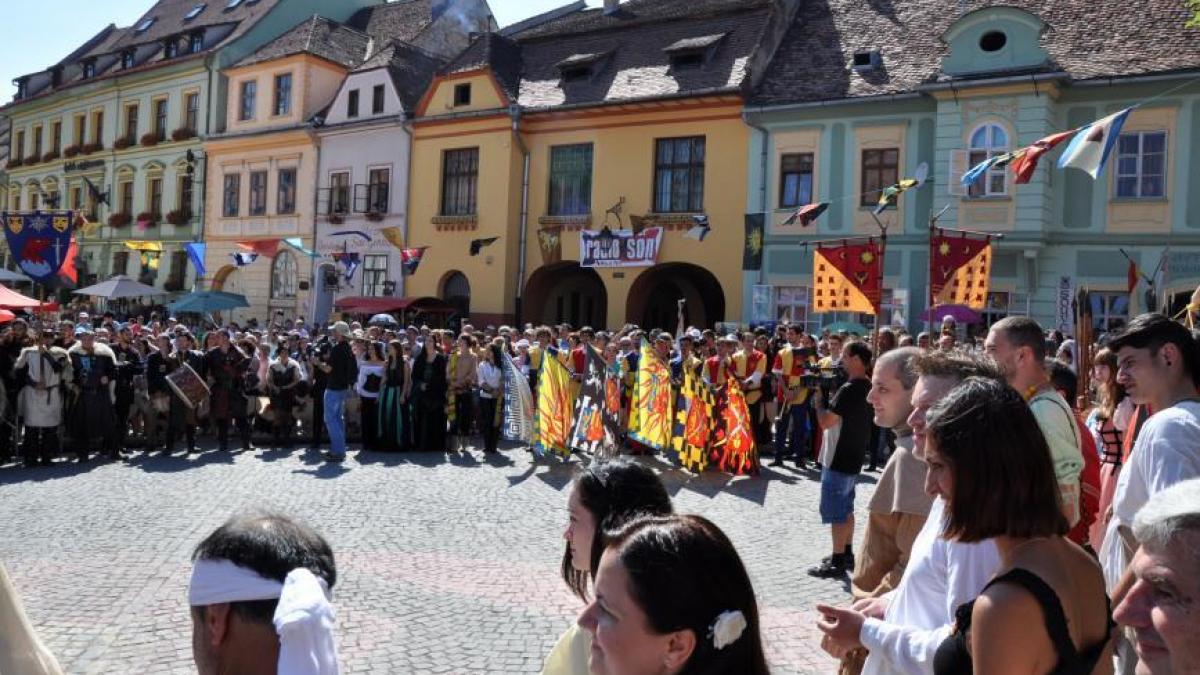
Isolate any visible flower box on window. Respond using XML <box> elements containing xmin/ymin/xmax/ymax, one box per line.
<box><xmin>41</xmin><ymin>150</ymin><xmax>59</xmax><ymax>162</ymax></box>
<box><xmin>81</xmin><ymin>142</ymin><xmax>103</xmax><ymax>154</ymax></box>
<box><xmin>171</xmin><ymin>127</ymin><xmax>196</xmax><ymax>142</ymax></box>
<box><xmin>136</xmin><ymin>211</ymin><xmax>160</xmax><ymax>228</ymax></box>
<box><xmin>139</xmin><ymin>133</ymin><xmax>160</xmax><ymax>147</ymax></box>
<box><xmin>7</xmin><ymin>157</ymin><xmax>23</xmax><ymax>168</ymax></box>
<box><xmin>166</xmin><ymin>209</ymin><xmax>191</xmax><ymax>226</ymax></box>
<box><xmin>22</xmin><ymin>155</ymin><xmax>38</xmax><ymax>166</ymax></box>
<box><xmin>108</xmin><ymin>212</ymin><xmax>132</xmax><ymax>227</ymax></box>
<box><xmin>163</xmin><ymin>278</ymin><xmax>185</xmax><ymax>292</ymax></box>
<box><xmin>113</xmin><ymin>135</ymin><xmax>135</xmax><ymax>150</ymax></box>
<box><xmin>328</xmin><ymin>214</ymin><xmax>345</xmax><ymax>225</ymax></box>
<box><xmin>63</xmin><ymin>145</ymin><xmax>81</xmax><ymax>158</ymax></box>
<box><xmin>365</xmin><ymin>211</ymin><xmax>384</xmax><ymax>222</ymax></box>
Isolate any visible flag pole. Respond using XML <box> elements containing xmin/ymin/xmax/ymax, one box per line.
<box><xmin>869</xmin><ymin>213</ymin><xmax>890</xmax><ymax>355</ymax></box>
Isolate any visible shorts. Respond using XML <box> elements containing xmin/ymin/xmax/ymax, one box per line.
<box><xmin>820</xmin><ymin>468</ymin><xmax>858</xmax><ymax>524</ymax></box>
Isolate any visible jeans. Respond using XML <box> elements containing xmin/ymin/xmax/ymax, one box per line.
<box><xmin>324</xmin><ymin>388</ymin><xmax>350</xmax><ymax>457</ymax></box>
<box><xmin>775</xmin><ymin>399</ymin><xmax>811</xmax><ymax>461</ymax></box>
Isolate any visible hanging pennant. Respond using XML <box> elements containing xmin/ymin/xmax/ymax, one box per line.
<box><xmin>470</xmin><ymin>237</ymin><xmax>498</xmax><ymax>256</ymax></box>
<box><xmin>236</xmin><ymin>239</ymin><xmax>281</xmax><ymax>257</ymax></box>
<box><xmin>812</xmin><ymin>240</ymin><xmax>882</xmax><ymax>314</ymax></box>
<box><xmin>782</xmin><ymin>202</ymin><xmax>829</xmax><ymax>226</ymax></box>
<box><xmin>684</xmin><ymin>215</ymin><xmax>711</xmax><ymax>241</ymax></box>
<box><xmin>1011</xmin><ymin>130</ymin><xmax>1076</xmax><ymax>184</ymax></box>
<box><xmin>185</xmin><ymin>242</ymin><xmax>206</xmax><ymax>277</ymax></box>
<box><xmin>283</xmin><ymin>237</ymin><xmax>319</xmax><ymax>259</ymax></box>
<box><xmin>230</xmin><ymin>251</ymin><xmax>259</xmax><ymax>267</ymax></box>
<box><xmin>401</xmin><ymin>247</ymin><xmax>427</xmax><ymax>276</ymax></box>
<box><xmin>379</xmin><ymin>226</ymin><xmax>405</xmax><ymax>251</ymax></box>
<box><xmin>930</xmin><ymin>231</ymin><xmax>992</xmax><ymax>310</ymax></box>
<box><xmin>1057</xmin><ymin>107</ymin><xmax>1134</xmax><ymax>179</ymax></box>
<box><xmin>742</xmin><ymin>213</ymin><xmax>764</xmax><ymax>270</ymax></box>
<box><xmin>537</xmin><ymin>227</ymin><xmax>562</xmax><ymax>265</ymax></box>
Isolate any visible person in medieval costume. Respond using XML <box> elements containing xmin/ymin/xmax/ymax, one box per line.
<box><xmin>167</xmin><ymin>332</ymin><xmax>208</xmax><ymax>454</ymax></box>
<box><xmin>109</xmin><ymin>325</ymin><xmax>143</xmax><ymax>452</ymax></box>
<box><xmin>67</xmin><ymin>328</ymin><xmax>118</xmax><ymax>462</ymax></box>
<box><xmin>205</xmin><ymin>330</ymin><xmax>252</xmax><ymax>451</ymax></box>
<box><xmin>14</xmin><ymin>329</ymin><xmax>71</xmax><ymax>467</ymax></box>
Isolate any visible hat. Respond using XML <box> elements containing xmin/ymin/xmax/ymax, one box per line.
<box><xmin>515</xmin><ymin>339</ymin><xmax>530</xmax><ymax>348</ymax></box>
<box><xmin>653</xmin><ymin>332</ymin><xmax>672</xmax><ymax>343</ymax></box>
<box><xmin>720</xmin><ymin>333</ymin><xmax>739</xmax><ymax>344</ymax></box>
<box><xmin>687</xmin><ymin>328</ymin><xmax>702</xmax><ymax>340</ymax></box>
<box><xmin>76</xmin><ymin>326</ymin><xmax>94</xmax><ymax>336</ymax></box>
<box><xmin>331</xmin><ymin>321</ymin><xmax>351</xmax><ymax>337</ymax></box>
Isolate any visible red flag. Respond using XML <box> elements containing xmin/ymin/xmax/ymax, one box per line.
<box><xmin>714</xmin><ymin>379</ymin><xmax>757</xmax><ymax>475</ymax></box>
<box><xmin>1127</xmin><ymin>260</ymin><xmax>1139</xmax><ymax>294</ymax></box>
<box><xmin>812</xmin><ymin>241</ymin><xmax>883</xmax><ymax>314</ymax></box>
<box><xmin>931</xmin><ymin>233</ymin><xmax>991</xmax><ymax>304</ymax></box>
<box><xmin>236</xmin><ymin>239</ymin><xmax>281</xmax><ymax>257</ymax></box>
<box><xmin>1010</xmin><ymin>130</ymin><xmax>1075</xmax><ymax>184</ymax></box>
<box><xmin>59</xmin><ymin>239</ymin><xmax>79</xmax><ymax>283</ymax></box>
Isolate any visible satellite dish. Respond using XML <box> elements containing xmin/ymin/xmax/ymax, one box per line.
<box><xmin>913</xmin><ymin>162</ymin><xmax>930</xmax><ymax>187</ymax></box>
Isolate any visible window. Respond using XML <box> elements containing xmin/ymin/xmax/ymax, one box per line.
<box><xmin>185</xmin><ymin>3</ymin><xmax>206</xmax><ymax>21</ymax></box>
<box><xmin>122</xmin><ymin>51</ymin><xmax>135</xmax><ymax>69</ymax></box>
<box><xmin>273</xmin><ymin>73</ymin><xmax>292</xmax><ymax>116</ymax></box>
<box><xmin>10</xmin><ymin>193</ymin><xmax>18</xmax><ymax>212</ymax></box>
<box><xmin>329</xmin><ymin>172</ymin><xmax>350</xmax><ymax>214</ymax></box>
<box><xmin>32</xmin><ymin>127</ymin><xmax>42</xmax><ymax>158</ymax></box>
<box><xmin>454</xmin><ymin>83</ymin><xmax>471</xmax><ymax>106</ymax></box>
<box><xmin>189</xmin><ymin>32</ymin><xmax>204</xmax><ymax>53</ymax></box>
<box><xmin>91</xmin><ymin>110</ymin><xmax>103</xmax><ymax>145</ymax></box>
<box><xmin>239</xmin><ymin>80</ymin><xmax>256</xmax><ymax>121</ymax></box>
<box><xmin>29</xmin><ymin>191</ymin><xmax>39</xmax><ymax>211</ymax></box>
<box><xmin>70</xmin><ymin>186</ymin><xmax>82</xmax><ymax>212</ymax></box>
<box><xmin>860</xmin><ymin>148</ymin><xmax>898</xmax><ymax>206</ymax></box>
<box><xmin>1090</xmin><ymin>292</ymin><xmax>1130</xmax><ymax>333</ymax></box>
<box><xmin>773</xmin><ymin>287</ymin><xmax>822</xmax><ymax>336</ymax></box>
<box><xmin>653</xmin><ymin>136</ymin><xmax>705</xmax><ymax>213</ymax></box>
<box><xmin>119</xmin><ymin>180</ymin><xmax>134</xmax><ymax>215</ymax></box>
<box><xmin>222</xmin><ymin>174</ymin><xmax>240</xmax><ymax>217</ymax></box>
<box><xmin>164</xmin><ymin>40</ymin><xmax>179</xmax><ymax>59</ymax></box>
<box><xmin>779</xmin><ymin>152</ymin><xmax>814</xmax><ymax>208</ymax></box>
<box><xmin>670</xmin><ymin>52</ymin><xmax>704</xmax><ymax>70</ymax></box>
<box><xmin>73</xmin><ymin>114</ymin><xmax>85</xmax><ymax>146</ymax></box>
<box><xmin>347</xmin><ymin>89</ymin><xmax>359</xmax><ymax>118</ymax></box>
<box><xmin>979</xmin><ymin>291</ymin><xmax>1031</xmax><ymax>329</ymax></box>
<box><xmin>168</xmin><ymin>250</ymin><xmax>189</xmax><ymax>287</ymax></box>
<box><xmin>1115</xmin><ymin>131</ymin><xmax>1166</xmax><ymax>199</ymax></box>
<box><xmin>368</xmin><ymin>167</ymin><xmax>389</xmax><ymax>213</ymax></box>
<box><xmin>548</xmin><ymin>143</ymin><xmax>593</xmax><ymax>216</ymax></box>
<box><xmin>979</xmin><ymin>31</ymin><xmax>1007</xmax><ymax>52</ymax></box>
<box><xmin>136</xmin><ymin>17</ymin><xmax>156</xmax><ymax>33</ymax></box>
<box><xmin>967</xmin><ymin>124</ymin><xmax>1008</xmax><ymax>197</ymax></box>
<box><xmin>270</xmin><ymin>251</ymin><xmax>297</xmax><ymax>300</ymax></box>
<box><xmin>248</xmin><ymin>170</ymin><xmax>267</xmax><ymax>216</ymax></box>
<box><xmin>372</xmin><ymin>84</ymin><xmax>385</xmax><ymax>114</ymax></box>
<box><xmin>45</xmin><ymin>190</ymin><xmax>59</xmax><ymax>210</ymax></box>
<box><xmin>277</xmin><ymin>167</ymin><xmax>296</xmax><ymax>214</ymax></box>
<box><xmin>362</xmin><ymin>254</ymin><xmax>388</xmax><ymax>297</ymax></box>
<box><xmin>185</xmin><ymin>92</ymin><xmax>200</xmax><ymax>132</ymax></box>
<box><xmin>177</xmin><ymin>175</ymin><xmax>193</xmax><ymax>217</ymax></box>
<box><xmin>225</xmin><ymin>0</ymin><xmax>243</xmax><ymax>9</ymax></box>
<box><xmin>440</xmin><ymin>148</ymin><xmax>479</xmax><ymax>216</ymax></box>
<box><xmin>112</xmin><ymin>251</ymin><xmax>130</xmax><ymax>276</ymax></box>
<box><xmin>50</xmin><ymin>121</ymin><xmax>61</xmax><ymax>153</ymax></box>
<box><xmin>125</xmin><ymin>104</ymin><xmax>139</xmax><ymax>141</ymax></box>
<box><xmin>82</xmin><ymin>60</ymin><xmax>96</xmax><ymax>79</ymax></box>
<box><xmin>14</xmin><ymin>130</ymin><xmax>24</xmax><ymax>160</ymax></box>
<box><xmin>148</xmin><ymin>177</ymin><xmax>163</xmax><ymax>216</ymax></box>
<box><xmin>153</xmin><ymin>99</ymin><xmax>168</xmax><ymax>140</ymax></box>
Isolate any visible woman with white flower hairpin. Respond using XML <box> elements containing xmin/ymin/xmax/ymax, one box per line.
<box><xmin>578</xmin><ymin>514</ymin><xmax>770</xmax><ymax>675</ymax></box>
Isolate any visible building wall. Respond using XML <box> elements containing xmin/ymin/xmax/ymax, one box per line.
<box><xmin>225</xmin><ymin>55</ymin><xmax>348</xmax><ymax>136</ymax></box>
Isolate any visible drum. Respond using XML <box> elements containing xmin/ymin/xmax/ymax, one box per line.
<box><xmin>166</xmin><ymin>363</ymin><xmax>211</xmax><ymax>409</ymax></box>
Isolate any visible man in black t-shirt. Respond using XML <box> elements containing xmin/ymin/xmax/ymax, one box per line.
<box><xmin>809</xmin><ymin>340</ymin><xmax>873</xmax><ymax>578</ymax></box>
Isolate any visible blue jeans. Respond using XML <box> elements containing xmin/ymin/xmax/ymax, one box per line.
<box><xmin>324</xmin><ymin>388</ymin><xmax>350</xmax><ymax>457</ymax></box>
<box><xmin>775</xmin><ymin>399</ymin><xmax>811</xmax><ymax>461</ymax></box>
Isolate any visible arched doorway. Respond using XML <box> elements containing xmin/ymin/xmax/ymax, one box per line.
<box><xmin>209</xmin><ymin>264</ymin><xmax>245</xmax><ymax>325</ymax></box>
<box><xmin>626</xmin><ymin>263</ymin><xmax>725</xmax><ymax>330</ymax></box>
<box><xmin>524</xmin><ymin>262</ymin><xmax>607</xmax><ymax>328</ymax></box>
<box><xmin>441</xmin><ymin>271</ymin><xmax>471</xmax><ymax>320</ymax></box>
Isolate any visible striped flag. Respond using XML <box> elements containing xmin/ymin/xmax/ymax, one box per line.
<box><xmin>501</xmin><ymin>351</ymin><xmax>534</xmax><ymax>443</ymax></box>
<box><xmin>1057</xmin><ymin>108</ymin><xmax>1134</xmax><ymax>179</ymax></box>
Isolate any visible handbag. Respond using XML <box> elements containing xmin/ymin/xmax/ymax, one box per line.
<box><xmin>364</xmin><ymin>373</ymin><xmax>382</xmax><ymax>394</ymax></box>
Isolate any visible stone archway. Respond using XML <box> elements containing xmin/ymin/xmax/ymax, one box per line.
<box><xmin>523</xmin><ymin>262</ymin><xmax>608</xmax><ymax>328</ymax></box>
<box><xmin>626</xmin><ymin>262</ymin><xmax>725</xmax><ymax>330</ymax></box>
<box><xmin>440</xmin><ymin>270</ymin><xmax>471</xmax><ymax>320</ymax></box>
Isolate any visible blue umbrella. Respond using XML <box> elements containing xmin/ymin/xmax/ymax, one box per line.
<box><xmin>168</xmin><ymin>290</ymin><xmax>251</xmax><ymax>314</ymax></box>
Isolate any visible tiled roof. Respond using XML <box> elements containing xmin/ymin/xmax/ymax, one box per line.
<box><xmin>443</xmin><ymin>32</ymin><xmax>524</xmax><ymax>98</ymax></box>
<box><xmin>355</xmin><ymin>40</ymin><xmax>446</xmax><ymax>111</ymax></box>
<box><xmin>346</xmin><ymin>0</ymin><xmax>434</xmax><ymax>44</ymax></box>
<box><xmin>511</xmin><ymin>0</ymin><xmax>770</xmax><ymax>40</ymax></box>
<box><xmin>112</xmin><ymin>0</ymin><xmax>278</xmax><ymax>51</ymax></box>
<box><xmin>751</xmin><ymin>0</ymin><xmax>1200</xmax><ymax>106</ymax></box>
<box><xmin>236</xmin><ymin>15</ymin><xmax>371</xmax><ymax>69</ymax></box>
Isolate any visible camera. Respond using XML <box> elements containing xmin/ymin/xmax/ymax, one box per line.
<box><xmin>801</xmin><ymin>362</ymin><xmax>848</xmax><ymax>399</ymax></box>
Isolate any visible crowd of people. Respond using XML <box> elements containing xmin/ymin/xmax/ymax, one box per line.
<box><xmin>2</xmin><ymin>304</ymin><xmax>1200</xmax><ymax>675</ymax></box>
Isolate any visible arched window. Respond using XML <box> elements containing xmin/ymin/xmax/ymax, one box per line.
<box><xmin>968</xmin><ymin>123</ymin><xmax>1008</xmax><ymax>197</ymax></box>
<box><xmin>442</xmin><ymin>271</ymin><xmax>470</xmax><ymax>318</ymax></box>
<box><xmin>270</xmin><ymin>250</ymin><xmax>297</xmax><ymax>300</ymax></box>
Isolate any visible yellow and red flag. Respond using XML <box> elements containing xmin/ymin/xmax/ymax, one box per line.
<box><xmin>629</xmin><ymin>343</ymin><xmax>673</xmax><ymax>451</ymax></box>
<box><xmin>672</xmin><ymin>367</ymin><xmax>714</xmax><ymax>472</ymax></box>
<box><xmin>812</xmin><ymin>241</ymin><xmax>883</xmax><ymax>314</ymax></box>
<box><xmin>535</xmin><ymin>353</ymin><xmax>573</xmax><ymax>457</ymax></box>
<box><xmin>714</xmin><ymin>378</ymin><xmax>757</xmax><ymax>475</ymax></box>
<box><xmin>931</xmin><ymin>233</ymin><xmax>992</xmax><ymax>309</ymax></box>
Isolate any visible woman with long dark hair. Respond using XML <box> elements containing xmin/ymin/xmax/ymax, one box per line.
<box><xmin>923</xmin><ymin>378</ymin><xmax>1113</xmax><ymax>674</ymax></box>
<box><xmin>1085</xmin><ymin>347</ymin><xmax>1133</xmax><ymax>550</ymax></box>
<box><xmin>477</xmin><ymin>342</ymin><xmax>504</xmax><ymax>454</ymax></box>
<box><xmin>356</xmin><ymin>341</ymin><xmax>386</xmax><ymax>451</ymax></box>
<box><xmin>377</xmin><ymin>340</ymin><xmax>411</xmax><ymax>451</ymax></box>
<box><xmin>411</xmin><ymin>337</ymin><xmax>448</xmax><ymax>452</ymax></box>
<box><xmin>543</xmin><ymin>460</ymin><xmax>674</xmax><ymax>675</ymax></box>
<box><xmin>578</xmin><ymin>513</ymin><xmax>771</xmax><ymax>675</ymax></box>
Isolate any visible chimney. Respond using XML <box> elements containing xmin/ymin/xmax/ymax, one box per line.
<box><xmin>603</xmin><ymin>0</ymin><xmax>620</xmax><ymax>16</ymax></box>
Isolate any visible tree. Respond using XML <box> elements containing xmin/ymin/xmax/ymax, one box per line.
<box><xmin>1191</xmin><ymin>0</ymin><xmax>1200</xmax><ymax>27</ymax></box>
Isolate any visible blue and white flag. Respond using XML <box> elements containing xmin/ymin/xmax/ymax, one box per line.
<box><xmin>500</xmin><ymin>351</ymin><xmax>534</xmax><ymax>443</ymax></box>
<box><xmin>961</xmin><ymin>152</ymin><xmax>1013</xmax><ymax>188</ymax></box>
<box><xmin>230</xmin><ymin>251</ymin><xmax>258</xmax><ymax>267</ymax></box>
<box><xmin>185</xmin><ymin>242</ymin><xmax>206</xmax><ymax>277</ymax></box>
<box><xmin>1057</xmin><ymin>107</ymin><xmax>1134</xmax><ymax>179</ymax></box>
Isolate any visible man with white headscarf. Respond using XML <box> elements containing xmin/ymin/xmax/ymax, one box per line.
<box><xmin>189</xmin><ymin>511</ymin><xmax>339</xmax><ymax>675</ymax></box>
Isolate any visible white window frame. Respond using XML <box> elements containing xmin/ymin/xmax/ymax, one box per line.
<box><xmin>967</xmin><ymin>122</ymin><xmax>1008</xmax><ymax>198</ymax></box>
<box><xmin>773</xmin><ymin>286</ymin><xmax>822</xmax><ymax>336</ymax></box>
<box><xmin>1089</xmin><ymin>292</ymin><xmax>1130</xmax><ymax>334</ymax></box>
<box><xmin>1114</xmin><ymin>130</ymin><xmax>1167</xmax><ymax>199</ymax></box>
<box><xmin>362</xmin><ymin>254</ymin><xmax>388</xmax><ymax>297</ymax></box>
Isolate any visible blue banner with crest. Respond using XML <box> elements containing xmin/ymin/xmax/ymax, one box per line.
<box><xmin>2</xmin><ymin>211</ymin><xmax>75</xmax><ymax>282</ymax></box>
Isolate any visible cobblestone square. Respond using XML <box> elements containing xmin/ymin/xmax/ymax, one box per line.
<box><xmin>0</xmin><ymin>444</ymin><xmax>876</xmax><ymax>674</ymax></box>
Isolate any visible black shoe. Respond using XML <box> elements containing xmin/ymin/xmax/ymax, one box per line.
<box><xmin>807</xmin><ymin>554</ymin><xmax>848</xmax><ymax>578</ymax></box>
<box><xmin>321</xmin><ymin>452</ymin><xmax>345</xmax><ymax>462</ymax></box>
<box><xmin>769</xmin><ymin>458</ymin><xmax>785</xmax><ymax>467</ymax></box>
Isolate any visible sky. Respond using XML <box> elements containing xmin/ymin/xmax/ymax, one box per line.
<box><xmin>0</xmin><ymin>0</ymin><xmax>601</xmax><ymax>102</ymax></box>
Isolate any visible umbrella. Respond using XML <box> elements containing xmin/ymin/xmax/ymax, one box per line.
<box><xmin>0</xmin><ymin>284</ymin><xmax>41</xmax><ymax>308</ymax></box>
<box><xmin>167</xmin><ymin>290</ymin><xmax>250</xmax><ymax>314</ymax></box>
<box><xmin>919</xmin><ymin>304</ymin><xmax>982</xmax><ymax>324</ymax></box>
<box><xmin>73</xmin><ymin>275</ymin><xmax>165</xmax><ymax>299</ymax></box>
<box><xmin>824</xmin><ymin>321</ymin><xmax>869</xmax><ymax>335</ymax></box>
<box><xmin>0</xmin><ymin>310</ymin><xmax>14</xmax><ymax>324</ymax></box>
<box><xmin>368</xmin><ymin>313</ymin><xmax>399</xmax><ymax>327</ymax></box>
<box><xmin>0</xmin><ymin>269</ymin><xmax>30</xmax><ymax>283</ymax></box>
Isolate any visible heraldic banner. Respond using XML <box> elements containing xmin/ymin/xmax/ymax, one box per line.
<box><xmin>812</xmin><ymin>241</ymin><xmax>883</xmax><ymax>315</ymax></box>
<box><xmin>931</xmin><ymin>233</ymin><xmax>992</xmax><ymax>310</ymax></box>
<box><xmin>3</xmin><ymin>211</ymin><xmax>75</xmax><ymax>282</ymax></box>
<box><xmin>569</xmin><ymin>345</ymin><xmax>620</xmax><ymax>459</ymax></box>
<box><xmin>629</xmin><ymin>343</ymin><xmax>673</xmax><ymax>451</ymax></box>
<box><xmin>501</xmin><ymin>351</ymin><xmax>534</xmax><ymax>443</ymax></box>
<box><xmin>535</xmin><ymin>352</ymin><xmax>574</xmax><ymax>457</ymax></box>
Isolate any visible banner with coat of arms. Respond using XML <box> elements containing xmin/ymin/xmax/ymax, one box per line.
<box><xmin>3</xmin><ymin>211</ymin><xmax>75</xmax><ymax>282</ymax></box>
<box><xmin>930</xmin><ymin>231</ymin><xmax>992</xmax><ymax>310</ymax></box>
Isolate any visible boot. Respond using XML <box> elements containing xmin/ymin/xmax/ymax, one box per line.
<box><xmin>186</xmin><ymin>429</ymin><xmax>197</xmax><ymax>454</ymax></box>
<box><xmin>241</xmin><ymin>429</ymin><xmax>254</xmax><ymax>452</ymax></box>
<box><xmin>218</xmin><ymin>426</ymin><xmax>230</xmax><ymax>452</ymax></box>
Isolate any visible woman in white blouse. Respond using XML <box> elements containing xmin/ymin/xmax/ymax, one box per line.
<box><xmin>355</xmin><ymin>341</ymin><xmax>386</xmax><ymax>452</ymax></box>
<box><xmin>477</xmin><ymin>342</ymin><xmax>504</xmax><ymax>454</ymax></box>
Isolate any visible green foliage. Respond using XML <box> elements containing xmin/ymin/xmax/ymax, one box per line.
<box><xmin>1191</xmin><ymin>0</ymin><xmax>1200</xmax><ymax>27</ymax></box>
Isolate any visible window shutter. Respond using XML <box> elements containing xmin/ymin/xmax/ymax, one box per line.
<box><xmin>948</xmin><ymin>149</ymin><xmax>969</xmax><ymax>197</ymax></box>
<box><xmin>353</xmin><ymin>184</ymin><xmax>369</xmax><ymax>213</ymax></box>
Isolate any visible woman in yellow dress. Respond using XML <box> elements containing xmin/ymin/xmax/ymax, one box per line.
<box><xmin>542</xmin><ymin>460</ymin><xmax>673</xmax><ymax>675</ymax></box>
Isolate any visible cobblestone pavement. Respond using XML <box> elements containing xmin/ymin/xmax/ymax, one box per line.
<box><xmin>0</xmin><ymin>441</ymin><xmax>876</xmax><ymax>674</ymax></box>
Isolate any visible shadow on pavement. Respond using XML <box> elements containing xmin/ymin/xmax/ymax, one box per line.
<box><xmin>0</xmin><ymin>457</ymin><xmax>102</xmax><ymax>483</ymax></box>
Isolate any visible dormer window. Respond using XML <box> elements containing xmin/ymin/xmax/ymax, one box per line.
<box><xmin>556</xmin><ymin>52</ymin><xmax>610</xmax><ymax>83</ymax></box>
<box><xmin>979</xmin><ymin>31</ymin><xmax>1007</xmax><ymax>53</ymax></box>
<box><xmin>164</xmin><ymin>39</ymin><xmax>179</xmax><ymax>59</ymax></box>
<box><xmin>225</xmin><ymin>0</ymin><xmax>243</xmax><ymax>9</ymax></box>
<box><xmin>664</xmin><ymin>34</ymin><xmax>724</xmax><ymax>71</ymax></box>
<box><xmin>136</xmin><ymin>17</ymin><xmax>156</xmax><ymax>33</ymax></box>
<box><xmin>15</xmin><ymin>78</ymin><xmax>27</xmax><ymax>99</ymax></box>
<box><xmin>121</xmin><ymin>50</ymin><xmax>135</xmax><ymax>69</ymax></box>
<box><xmin>50</xmin><ymin>67</ymin><xmax>62</xmax><ymax>87</ymax></box>
<box><xmin>454</xmin><ymin>83</ymin><xmax>471</xmax><ymax>107</ymax></box>
<box><xmin>852</xmin><ymin>49</ymin><xmax>882</xmax><ymax>72</ymax></box>
<box><xmin>184</xmin><ymin>3</ymin><xmax>206</xmax><ymax>21</ymax></box>
<box><xmin>189</xmin><ymin>31</ymin><xmax>204</xmax><ymax>53</ymax></box>
<box><xmin>82</xmin><ymin>60</ymin><xmax>96</xmax><ymax>79</ymax></box>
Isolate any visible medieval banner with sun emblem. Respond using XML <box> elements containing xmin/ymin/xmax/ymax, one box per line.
<box><xmin>812</xmin><ymin>241</ymin><xmax>883</xmax><ymax>315</ymax></box>
<box><xmin>931</xmin><ymin>232</ymin><xmax>992</xmax><ymax>309</ymax></box>
<box><xmin>2</xmin><ymin>211</ymin><xmax>75</xmax><ymax>282</ymax></box>
<box><xmin>743</xmin><ymin>213</ymin><xmax>765</xmax><ymax>270</ymax></box>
